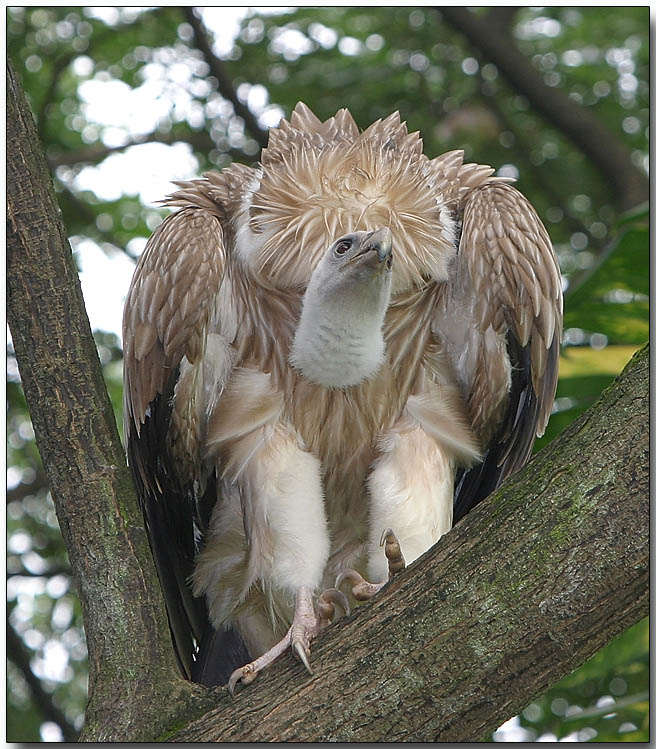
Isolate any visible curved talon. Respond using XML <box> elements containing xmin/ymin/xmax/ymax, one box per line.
<box><xmin>335</xmin><ymin>568</ymin><xmax>361</xmax><ymax>591</ymax></box>
<box><xmin>317</xmin><ymin>587</ymin><xmax>351</xmax><ymax>626</ymax></box>
<box><xmin>228</xmin><ymin>665</ymin><xmax>257</xmax><ymax>695</ymax></box>
<box><xmin>293</xmin><ymin>640</ymin><xmax>313</xmax><ymax>675</ymax></box>
<box><xmin>226</xmin><ymin>586</ymin><xmax>318</xmax><ymax>694</ymax></box>
<box><xmin>380</xmin><ymin>527</ymin><xmax>405</xmax><ymax>576</ymax></box>
<box><xmin>227</xmin><ymin>670</ymin><xmax>240</xmax><ymax>695</ymax></box>
<box><xmin>379</xmin><ymin>526</ymin><xmax>395</xmax><ymax>546</ymax></box>
<box><xmin>335</xmin><ymin>568</ymin><xmax>384</xmax><ymax>601</ymax></box>
<box><xmin>324</xmin><ymin>587</ymin><xmax>351</xmax><ymax>616</ymax></box>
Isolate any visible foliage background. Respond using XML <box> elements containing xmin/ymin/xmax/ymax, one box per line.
<box><xmin>6</xmin><ymin>6</ymin><xmax>648</xmax><ymax>742</ymax></box>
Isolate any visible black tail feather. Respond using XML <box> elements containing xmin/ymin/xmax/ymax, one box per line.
<box><xmin>191</xmin><ymin>627</ymin><xmax>251</xmax><ymax>687</ymax></box>
<box><xmin>453</xmin><ymin>330</ymin><xmax>541</xmax><ymax>524</ymax></box>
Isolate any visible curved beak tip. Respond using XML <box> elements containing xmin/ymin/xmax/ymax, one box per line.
<box><xmin>369</xmin><ymin>227</ymin><xmax>393</xmax><ymax>262</ymax></box>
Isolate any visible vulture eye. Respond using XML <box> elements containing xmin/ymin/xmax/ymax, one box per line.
<box><xmin>334</xmin><ymin>239</ymin><xmax>352</xmax><ymax>256</ymax></box>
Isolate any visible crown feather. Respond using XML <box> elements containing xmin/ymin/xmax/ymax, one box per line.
<box><xmin>245</xmin><ymin>103</ymin><xmax>501</xmax><ymax>290</ymax></box>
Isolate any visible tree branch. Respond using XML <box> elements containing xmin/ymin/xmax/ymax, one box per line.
<box><xmin>486</xmin><ymin>6</ymin><xmax>520</xmax><ymax>31</ymax></box>
<box><xmin>47</xmin><ymin>130</ymin><xmax>251</xmax><ymax>169</ymax></box>
<box><xmin>181</xmin><ymin>6</ymin><xmax>269</xmax><ymax>149</ymax></box>
<box><xmin>437</xmin><ymin>8</ymin><xmax>648</xmax><ymax>211</ymax></box>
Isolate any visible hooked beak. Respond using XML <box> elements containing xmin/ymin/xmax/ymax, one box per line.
<box><xmin>353</xmin><ymin>227</ymin><xmax>393</xmax><ymax>268</ymax></box>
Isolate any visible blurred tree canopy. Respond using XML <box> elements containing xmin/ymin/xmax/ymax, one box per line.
<box><xmin>6</xmin><ymin>6</ymin><xmax>648</xmax><ymax>742</ymax></box>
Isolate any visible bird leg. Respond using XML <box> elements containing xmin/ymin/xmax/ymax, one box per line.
<box><xmin>227</xmin><ymin>585</ymin><xmax>349</xmax><ymax>694</ymax></box>
<box><xmin>335</xmin><ymin>528</ymin><xmax>406</xmax><ymax>601</ymax></box>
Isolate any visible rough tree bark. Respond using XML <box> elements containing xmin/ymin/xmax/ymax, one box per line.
<box><xmin>7</xmin><ymin>60</ymin><xmax>215</xmax><ymax>742</ymax></box>
<box><xmin>438</xmin><ymin>7</ymin><xmax>649</xmax><ymax>212</ymax></box>
<box><xmin>7</xmin><ymin>60</ymin><xmax>648</xmax><ymax>742</ymax></box>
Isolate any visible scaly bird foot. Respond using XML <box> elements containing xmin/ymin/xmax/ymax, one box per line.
<box><xmin>335</xmin><ymin>528</ymin><xmax>406</xmax><ymax>601</ymax></box>
<box><xmin>228</xmin><ymin>585</ymin><xmax>321</xmax><ymax>695</ymax></box>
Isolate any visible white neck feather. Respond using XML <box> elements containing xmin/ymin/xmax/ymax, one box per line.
<box><xmin>290</xmin><ymin>278</ymin><xmax>390</xmax><ymax>389</ymax></box>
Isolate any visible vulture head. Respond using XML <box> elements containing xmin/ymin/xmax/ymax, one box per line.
<box><xmin>232</xmin><ymin>104</ymin><xmax>459</xmax><ymax>293</ymax></box>
<box><xmin>290</xmin><ymin>227</ymin><xmax>393</xmax><ymax>388</ymax></box>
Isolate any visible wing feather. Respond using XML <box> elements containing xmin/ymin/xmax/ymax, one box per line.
<box><xmin>440</xmin><ymin>181</ymin><xmax>562</xmax><ymax>521</ymax></box>
<box><xmin>461</xmin><ymin>181</ymin><xmax>562</xmax><ymax>432</ymax></box>
<box><xmin>124</xmin><ymin>206</ymin><xmax>226</xmax><ymax>428</ymax></box>
<box><xmin>122</xmin><ymin>201</ymin><xmax>229</xmax><ymax>677</ymax></box>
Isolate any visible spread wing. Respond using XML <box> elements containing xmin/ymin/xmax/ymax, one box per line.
<box><xmin>437</xmin><ymin>180</ymin><xmax>562</xmax><ymax>522</ymax></box>
<box><xmin>122</xmin><ymin>200</ymin><xmax>229</xmax><ymax>677</ymax></box>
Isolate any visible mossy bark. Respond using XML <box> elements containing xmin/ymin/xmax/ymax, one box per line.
<box><xmin>6</xmin><ymin>59</ymin><xmax>648</xmax><ymax>742</ymax></box>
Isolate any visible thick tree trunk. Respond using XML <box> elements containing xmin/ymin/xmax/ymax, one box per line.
<box><xmin>6</xmin><ymin>59</ymin><xmax>204</xmax><ymax>743</ymax></box>
<box><xmin>438</xmin><ymin>7</ymin><xmax>649</xmax><ymax>212</ymax></box>
<box><xmin>7</xmin><ymin>60</ymin><xmax>648</xmax><ymax>742</ymax></box>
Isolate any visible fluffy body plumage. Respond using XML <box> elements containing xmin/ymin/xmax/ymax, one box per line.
<box><xmin>122</xmin><ymin>103</ymin><xmax>562</xmax><ymax>686</ymax></box>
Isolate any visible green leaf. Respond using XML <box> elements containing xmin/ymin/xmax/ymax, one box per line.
<box><xmin>565</xmin><ymin>211</ymin><xmax>649</xmax><ymax>344</ymax></box>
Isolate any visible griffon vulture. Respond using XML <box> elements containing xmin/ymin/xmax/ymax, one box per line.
<box><xmin>122</xmin><ymin>103</ymin><xmax>562</xmax><ymax>692</ymax></box>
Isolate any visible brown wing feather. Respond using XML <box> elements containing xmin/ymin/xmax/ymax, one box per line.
<box><xmin>460</xmin><ymin>181</ymin><xmax>562</xmax><ymax>438</ymax></box>
<box><xmin>441</xmin><ymin>181</ymin><xmax>562</xmax><ymax>521</ymax></box>
<box><xmin>123</xmin><ymin>205</ymin><xmax>226</xmax><ymax>432</ymax></box>
<box><xmin>122</xmin><ymin>200</ymin><xmax>228</xmax><ymax>677</ymax></box>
